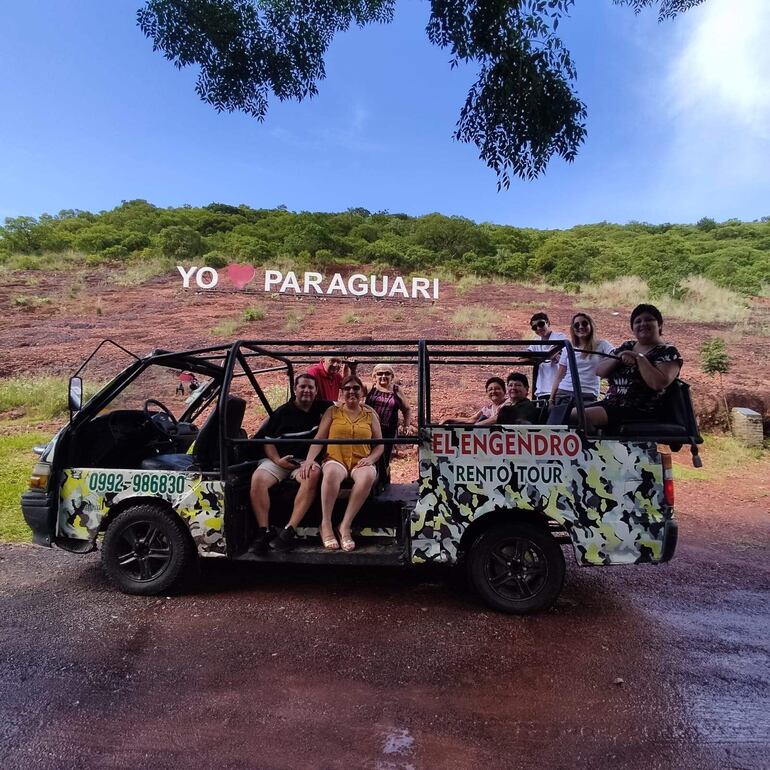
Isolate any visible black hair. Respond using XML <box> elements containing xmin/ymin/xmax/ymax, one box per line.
<box><xmin>506</xmin><ymin>372</ymin><xmax>529</xmax><ymax>390</ymax></box>
<box><xmin>294</xmin><ymin>372</ymin><xmax>318</xmax><ymax>387</ymax></box>
<box><xmin>530</xmin><ymin>312</ymin><xmax>549</xmax><ymax>324</ymax></box>
<box><xmin>485</xmin><ymin>376</ymin><xmax>505</xmax><ymax>391</ymax></box>
<box><xmin>630</xmin><ymin>303</ymin><xmax>663</xmax><ymax>328</ymax></box>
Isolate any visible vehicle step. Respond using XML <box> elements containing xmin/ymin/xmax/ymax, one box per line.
<box><xmin>233</xmin><ymin>542</ymin><xmax>407</xmax><ymax>566</ymax></box>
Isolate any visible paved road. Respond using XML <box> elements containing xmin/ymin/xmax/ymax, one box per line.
<box><xmin>0</xmin><ymin>508</ymin><xmax>768</xmax><ymax>770</ymax></box>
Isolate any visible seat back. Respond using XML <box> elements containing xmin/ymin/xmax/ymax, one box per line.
<box><xmin>546</xmin><ymin>401</ymin><xmax>572</xmax><ymax>425</ymax></box>
<box><xmin>617</xmin><ymin>379</ymin><xmax>702</xmax><ymax>447</ymax></box>
<box><xmin>194</xmin><ymin>395</ymin><xmax>247</xmax><ymax>468</ymax></box>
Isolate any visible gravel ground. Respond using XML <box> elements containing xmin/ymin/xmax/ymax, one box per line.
<box><xmin>0</xmin><ymin>499</ymin><xmax>768</xmax><ymax>770</ymax></box>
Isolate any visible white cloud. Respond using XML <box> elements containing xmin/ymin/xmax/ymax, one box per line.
<box><xmin>660</xmin><ymin>0</ymin><xmax>770</xmax><ymax>208</ymax></box>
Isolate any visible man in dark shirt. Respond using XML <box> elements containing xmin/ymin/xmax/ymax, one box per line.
<box><xmin>249</xmin><ymin>373</ymin><xmax>332</xmax><ymax>552</ymax></box>
<box><xmin>496</xmin><ymin>372</ymin><xmax>539</xmax><ymax>424</ymax></box>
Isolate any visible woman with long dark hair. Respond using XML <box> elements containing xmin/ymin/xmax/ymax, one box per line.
<box><xmin>550</xmin><ymin>312</ymin><xmax>614</xmax><ymax>405</ymax></box>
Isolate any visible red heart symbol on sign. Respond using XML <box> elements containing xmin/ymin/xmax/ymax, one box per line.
<box><xmin>227</xmin><ymin>263</ymin><xmax>256</xmax><ymax>290</ymax></box>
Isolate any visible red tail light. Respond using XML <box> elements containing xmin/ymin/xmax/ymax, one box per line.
<box><xmin>661</xmin><ymin>454</ymin><xmax>674</xmax><ymax>506</ymax></box>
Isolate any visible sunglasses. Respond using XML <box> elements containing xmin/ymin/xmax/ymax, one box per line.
<box><xmin>572</xmin><ymin>321</ymin><xmax>591</xmax><ymax>330</ymax></box>
<box><xmin>531</xmin><ymin>321</ymin><xmax>547</xmax><ymax>330</ymax></box>
<box><xmin>342</xmin><ymin>385</ymin><xmax>361</xmax><ymax>392</ymax></box>
<box><xmin>376</xmin><ymin>372</ymin><xmax>394</xmax><ymax>377</ymax></box>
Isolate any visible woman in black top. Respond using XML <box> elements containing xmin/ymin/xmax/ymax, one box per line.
<box><xmin>584</xmin><ymin>304</ymin><xmax>683</xmax><ymax>429</ymax></box>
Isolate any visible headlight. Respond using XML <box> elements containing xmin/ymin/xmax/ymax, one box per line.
<box><xmin>29</xmin><ymin>462</ymin><xmax>50</xmax><ymax>490</ymax></box>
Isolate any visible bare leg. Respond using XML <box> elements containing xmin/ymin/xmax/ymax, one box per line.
<box><xmin>338</xmin><ymin>466</ymin><xmax>377</xmax><ymax>542</ymax></box>
<box><xmin>320</xmin><ymin>463</ymin><xmax>346</xmax><ymax>543</ymax></box>
<box><xmin>287</xmin><ymin>464</ymin><xmax>321</xmax><ymax>529</ymax></box>
<box><xmin>249</xmin><ymin>469</ymin><xmax>279</xmax><ymax>528</ymax></box>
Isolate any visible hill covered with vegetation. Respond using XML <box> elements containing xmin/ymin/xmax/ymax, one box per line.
<box><xmin>2</xmin><ymin>200</ymin><xmax>769</xmax><ymax>297</ymax></box>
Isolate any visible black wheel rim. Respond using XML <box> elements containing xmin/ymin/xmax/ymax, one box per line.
<box><xmin>484</xmin><ymin>537</ymin><xmax>549</xmax><ymax>603</ymax></box>
<box><xmin>114</xmin><ymin>521</ymin><xmax>172</xmax><ymax>582</ymax></box>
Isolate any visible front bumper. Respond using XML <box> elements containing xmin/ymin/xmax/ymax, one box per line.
<box><xmin>20</xmin><ymin>490</ymin><xmax>53</xmax><ymax>547</ymax></box>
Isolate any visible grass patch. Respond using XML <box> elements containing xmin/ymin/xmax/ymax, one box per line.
<box><xmin>581</xmin><ymin>276</ymin><xmax>750</xmax><ymax>323</ymax></box>
<box><xmin>0</xmin><ymin>377</ymin><xmax>70</xmax><ymax>422</ymax></box>
<box><xmin>455</xmin><ymin>274</ymin><xmax>486</xmax><ymax>295</ymax></box>
<box><xmin>672</xmin><ymin>433</ymin><xmax>768</xmax><ymax>482</ymax></box>
<box><xmin>0</xmin><ymin>430</ymin><xmax>49</xmax><ymax>541</ymax></box>
<box><xmin>210</xmin><ymin>318</ymin><xmax>241</xmax><ymax>337</ymax></box>
<box><xmin>0</xmin><ymin>250</ymin><xmax>87</xmax><ymax>272</ymax></box>
<box><xmin>342</xmin><ymin>312</ymin><xmax>361</xmax><ymax>324</ymax></box>
<box><xmin>12</xmin><ymin>295</ymin><xmax>51</xmax><ymax>309</ymax></box>
<box><xmin>450</xmin><ymin>306</ymin><xmax>498</xmax><ymax>339</ymax></box>
<box><xmin>111</xmin><ymin>258</ymin><xmax>174</xmax><ymax>287</ymax></box>
<box><xmin>242</xmin><ymin>305</ymin><xmax>266</xmax><ymax>322</ymax></box>
<box><xmin>284</xmin><ymin>310</ymin><xmax>304</xmax><ymax>332</ymax></box>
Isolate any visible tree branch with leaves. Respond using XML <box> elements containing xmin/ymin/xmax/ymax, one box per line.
<box><xmin>137</xmin><ymin>0</ymin><xmax>706</xmax><ymax>186</ymax></box>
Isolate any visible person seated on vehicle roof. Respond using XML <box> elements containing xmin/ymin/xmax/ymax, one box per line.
<box><xmin>365</xmin><ymin>363</ymin><xmax>412</xmax><ymax>467</ymax></box>
<box><xmin>527</xmin><ymin>312</ymin><xmax>568</xmax><ymax>404</ymax></box>
<box><xmin>580</xmin><ymin>304</ymin><xmax>683</xmax><ymax>430</ymax></box>
<box><xmin>444</xmin><ymin>376</ymin><xmax>507</xmax><ymax>424</ymax></box>
<box><xmin>249</xmin><ymin>373</ymin><xmax>333</xmax><ymax>553</ymax></box>
<box><xmin>306</xmin><ymin>353</ymin><xmax>357</xmax><ymax>402</ymax></box>
<box><xmin>486</xmin><ymin>372</ymin><xmax>539</xmax><ymax>425</ymax></box>
<box><xmin>298</xmin><ymin>375</ymin><xmax>383</xmax><ymax>553</ymax></box>
<box><xmin>551</xmin><ymin>312</ymin><xmax>615</xmax><ymax>406</ymax></box>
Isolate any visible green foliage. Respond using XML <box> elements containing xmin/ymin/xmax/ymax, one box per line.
<box><xmin>3</xmin><ymin>202</ymin><xmax>769</xmax><ymax>300</ymax></box>
<box><xmin>699</xmin><ymin>337</ymin><xmax>730</xmax><ymax>376</ymax></box>
<box><xmin>156</xmin><ymin>225</ymin><xmax>205</xmax><ymax>261</ymax></box>
<box><xmin>136</xmin><ymin>0</ymin><xmax>704</xmax><ymax>184</ymax></box>
<box><xmin>0</xmin><ymin>377</ymin><xmax>70</xmax><ymax>421</ymax></box>
<box><xmin>242</xmin><ymin>305</ymin><xmax>266</xmax><ymax>322</ymax></box>
<box><xmin>0</xmin><ymin>430</ymin><xmax>50</xmax><ymax>542</ymax></box>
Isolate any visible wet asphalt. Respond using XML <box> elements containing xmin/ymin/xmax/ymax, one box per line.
<box><xmin>0</xmin><ymin>511</ymin><xmax>768</xmax><ymax>770</ymax></box>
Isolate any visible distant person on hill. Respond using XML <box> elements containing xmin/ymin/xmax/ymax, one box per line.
<box><xmin>551</xmin><ymin>312</ymin><xmax>614</xmax><ymax>405</ymax></box>
<box><xmin>527</xmin><ymin>313</ymin><xmax>567</xmax><ymax>403</ymax></box>
<box><xmin>444</xmin><ymin>376</ymin><xmax>507</xmax><ymax>424</ymax></box>
<box><xmin>582</xmin><ymin>304</ymin><xmax>683</xmax><ymax>430</ymax></box>
<box><xmin>489</xmin><ymin>372</ymin><xmax>539</xmax><ymax>424</ymax></box>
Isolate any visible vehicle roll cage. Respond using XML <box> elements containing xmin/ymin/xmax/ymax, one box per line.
<box><xmin>70</xmin><ymin>338</ymin><xmax>703</xmax><ymax>476</ymax></box>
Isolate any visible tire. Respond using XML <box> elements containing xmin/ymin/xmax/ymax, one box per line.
<box><xmin>101</xmin><ymin>504</ymin><xmax>195</xmax><ymax>596</ymax></box>
<box><xmin>467</xmin><ymin>521</ymin><xmax>565</xmax><ymax>614</ymax></box>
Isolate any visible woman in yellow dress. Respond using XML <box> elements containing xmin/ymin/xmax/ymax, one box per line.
<box><xmin>298</xmin><ymin>375</ymin><xmax>383</xmax><ymax>551</ymax></box>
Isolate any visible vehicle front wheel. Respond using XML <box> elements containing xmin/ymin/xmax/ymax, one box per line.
<box><xmin>101</xmin><ymin>504</ymin><xmax>195</xmax><ymax>596</ymax></box>
<box><xmin>467</xmin><ymin>521</ymin><xmax>565</xmax><ymax>614</ymax></box>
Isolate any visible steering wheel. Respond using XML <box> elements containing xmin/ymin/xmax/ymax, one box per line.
<box><xmin>144</xmin><ymin>399</ymin><xmax>179</xmax><ymax>439</ymax></box>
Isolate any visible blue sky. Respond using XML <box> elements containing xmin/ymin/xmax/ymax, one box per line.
<box><xmin>1</xmin><ymin>0</ymin><xmax>769</xmax><ymax>229</ymax></box>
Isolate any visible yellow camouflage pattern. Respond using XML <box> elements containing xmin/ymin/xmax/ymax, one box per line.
<box><xmin>58</xmin><ymin>468</ymin><xmax>226</xmax><ymax>556</ymax></box>
<box><xmin>411</xmin><ymin>426</ymin><xmax>669</xmax><ymax>566</ymax></box>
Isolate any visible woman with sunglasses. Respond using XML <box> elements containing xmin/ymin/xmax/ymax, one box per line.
<box><xmin>550</xmin><ymin>312</ymin><xmax>615</xmax><ymax>406</ymax></box>
<box><xmin>365</xmin><ymin>364</ymin><xmax>411</xmax><ymax>467</ymax></box>
<box><xmin>298</xmin><ymin>375</ymin><xmax>383</xmax><ymax>552</ymax></box>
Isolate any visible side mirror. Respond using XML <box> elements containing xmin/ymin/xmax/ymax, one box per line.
<box><xmin>68</xmin><ymin>376</ymin><xmax>83</xmax><ymax>416</ymax></box>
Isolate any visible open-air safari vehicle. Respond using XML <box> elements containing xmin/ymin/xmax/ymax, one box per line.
<box><xmin>21</xmin><ymin>337</ymin><xmax>703</xmax><ymax>614</ymax></box>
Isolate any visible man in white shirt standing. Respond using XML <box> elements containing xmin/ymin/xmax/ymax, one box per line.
<box><xmin>527</xmin><ymin>313</ymin><xmax>567</xmax><ymax>404</ymax></box>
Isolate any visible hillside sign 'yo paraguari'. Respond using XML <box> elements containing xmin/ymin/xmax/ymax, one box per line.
<box><xmin>177</xmin><ymin>264</ymin><xmax>440</xmax><ymax>300</ymax></box>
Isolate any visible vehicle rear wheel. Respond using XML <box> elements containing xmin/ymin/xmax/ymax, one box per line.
<box><xmin>101</xmin><ymin>504</ymin><xmax>194</xmax><ymax>595</ymax></box>
<box><xmin>467</xmin><ymin>521</ymin><xmax>565</xmax><ymax>614</ymax></box>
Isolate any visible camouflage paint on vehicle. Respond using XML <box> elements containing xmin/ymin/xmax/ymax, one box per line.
<box><xmin>58</xmin><ymin>468</ymin><xmax>226</xmax><ymax>556</ymax></box>
<box><xmin>411</xmin><ymin>426</ymin><xmax>669</xmax><ymax>566</ymax></box>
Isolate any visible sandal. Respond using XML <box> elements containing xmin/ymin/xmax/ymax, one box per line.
<box><xmin>340</xmin><ymin>533</ymin><xmax>356</xmax><ymax>552</ymax></box>
<box><xmin>320</xmin><ymin>528</ymin><xmax>339</xmax><ymax>550</ymax></box>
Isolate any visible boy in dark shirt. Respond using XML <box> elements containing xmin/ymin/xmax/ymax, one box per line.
<box><xmin>496</xmin><ymin>373</ymin><xmax>539</xmax><ymax>424</ymax></box>
<box><xmin>249</xmin><ymin>373</ymin><xmax>332</xmax><ymax>552</ymax></box>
